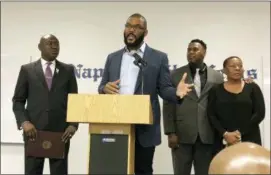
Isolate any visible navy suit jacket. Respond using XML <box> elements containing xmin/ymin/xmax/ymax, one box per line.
<box><xmin>98</xmin><ymin>45</ymin><xmax>181</xmax><ymax>147</ymax></box>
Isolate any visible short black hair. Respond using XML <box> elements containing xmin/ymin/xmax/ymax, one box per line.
<box><xmin>128</xmin><ymin>13</ymin><xmax>147</xmax><ymax>29</ymax></box>
<box><xmin>189</xmin><ymin>39</ymin><xmax>207</xmax><ymax>50</ymax></box>
<box><xmin>223</xmin><ymin>56</ymin><xmax>241</xmax><ymax>68</ymax></box>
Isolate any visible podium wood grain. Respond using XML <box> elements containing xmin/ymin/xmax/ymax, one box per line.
<box><xmin>66</xmin><ymin>94</ymin><xmax>153</xmax><ymax>124</ymax></box>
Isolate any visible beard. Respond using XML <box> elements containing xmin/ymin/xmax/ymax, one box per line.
<box><xmin>124</xmin><ymin>32</ymin><xmax>145</xmax><ymax>49</ymax></box>
<box><xmin>187</xmin><ymin>55</ymin><xmax>204</xmax><ymax>66</ymax></box>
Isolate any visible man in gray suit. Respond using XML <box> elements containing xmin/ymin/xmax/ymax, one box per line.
<box><xmin>163</xmin><ymin>39</ymin><xmax>224</xmax><ymax>175</ymax></box>
<box><xmin>98</xmin><ymin>13</ymin><xmax>193</xmax><ymax>175</ymax></box>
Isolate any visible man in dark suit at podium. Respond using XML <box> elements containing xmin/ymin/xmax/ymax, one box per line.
<box><xmin>98</xmin><ymin>13</ymin><xmax>193</xmax><ymax>175</ymax></box>
<box><xmin>12</xmin><ymin>34</ymin><xmax>78</xmax><ymax>175</ymax></box>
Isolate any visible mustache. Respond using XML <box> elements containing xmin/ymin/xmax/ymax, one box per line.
<box><xmin>188</xmin><ymin>54</ymin><xmax>196</xmax><ymax>57</ymax></box>
<box><xmin>126</xmin><ymin>33</ymin><xmax>136</xmax><ymax>38</ymax></box>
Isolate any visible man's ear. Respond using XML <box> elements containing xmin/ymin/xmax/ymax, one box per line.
<box><xmin>144</xmin><ymin>29</ymin><xmax>148</xmax><ymax>37</ymax></box>
<box><xmin>222</xmin><ymin>68</ymin><xmax>227</xmax><ymax>74</ymax></box>
<box><xmin>38</xmin><ymin>43</ymin><xmax>41</xmax><ymax>51</ymax></box>
<box><xmin>202</xmin><ymin>50</ymin><xmax>207</xmax><ymax>58</ymax></box>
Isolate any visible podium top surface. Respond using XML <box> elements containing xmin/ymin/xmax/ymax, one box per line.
<box><xmin>66</xmin><ymin>94</ymin><xmax>153</xmax><ymax>125</ymax></box>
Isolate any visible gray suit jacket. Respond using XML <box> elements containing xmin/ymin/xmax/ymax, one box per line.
<box><xmin>98</xmin><ymin>45</ymin><xmax>181</xmax><ymax>147</ymax></box>
<box><xmin>163</xmin><ymin>64</ymin><xmax>223</xmax><ymax>144</ymax></box>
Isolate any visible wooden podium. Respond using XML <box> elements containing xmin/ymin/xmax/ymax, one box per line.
<box><xmin>66</xmin><ymin>94</ymin><xmax>153</xmax><ymax>174</ymax></box>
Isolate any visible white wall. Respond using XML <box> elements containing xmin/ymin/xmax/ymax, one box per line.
<box><xmin>1</xmin><ymin>1</ymin><xmax>270</xmax><ymax>174</ymax></box>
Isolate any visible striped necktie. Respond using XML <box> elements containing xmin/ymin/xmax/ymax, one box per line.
<box><xmin>194</xmin><ymin>68</ymin><xmax>201</xmax><ymax>97</ymax></box>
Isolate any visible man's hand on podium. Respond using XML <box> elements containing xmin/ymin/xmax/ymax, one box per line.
<box><xmin>176</xmin><ymin>72</ymin><xmax>194</xmax><ymax>99</ymax></box>
<box><xmin>103</xmin><ymin>79</ymin><xmax>120</xmax><ymax>94</ymax></box>
<box><xmin>62</xmin><ymin>125</ymin><xmax>77</xmax><ymax>143</ymax></box>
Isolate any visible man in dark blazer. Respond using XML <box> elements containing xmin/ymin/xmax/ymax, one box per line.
<box><xmin>12</xmin><ymin>34</ymin><xmax>78</xmax><ymax>175</ymax></box>
<box><xmin>98</xmin><ymin>13</ymin><xmax>193</xmax><ymax>175</ymax></box>
<box><xmin>163</xmin><ymin>39</ymin><xmax>224</xmax><ymax>175</ymax></box>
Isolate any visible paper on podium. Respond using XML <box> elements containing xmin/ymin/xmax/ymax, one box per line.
<box><xmin>25</xmin><ymin>131</ymin><xmax>65</xmax><ymax>159</ymax></box>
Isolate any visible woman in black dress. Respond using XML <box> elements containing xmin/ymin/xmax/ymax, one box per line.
<box><xmin>208</xmin><ymin>56</ymin><xmax>265</xmax><ymax>155</ymax></box>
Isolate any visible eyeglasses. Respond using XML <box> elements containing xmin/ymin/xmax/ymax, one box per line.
<box><xmin>125</xmin><ymin>23</ymin><xmax>145</xmax><ymax>30</ymax></box>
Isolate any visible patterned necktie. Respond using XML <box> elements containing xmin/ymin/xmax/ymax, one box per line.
<box><xmin>45</xmin><ymin>62</ymin><xmax>53</xmax><ymax>89</ymax></box>
<box><xmin>194</xmin><ymin>68</ymin><xmax>201</xmax><ymax>97</ymax></box>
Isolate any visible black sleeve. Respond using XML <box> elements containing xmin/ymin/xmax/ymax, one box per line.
<box><xmin>163</xmin><ymin>100</ymin><xmax>177</xmax><ymax>135</ymax></box>
<box><xmin>12</xmin><ymin>65</ymin><xmax>29</xmax><ymax>130</ymax></box>
<box><xmin>239</xmin><ymin>83</ymin><xmax>265</xmax><ymax>135</ymax></box>
<box><xmin>68</xmin><ymin>65</ymin><xmax>79</xmax><ymax>129</ymax></box>
<box><xmin>68</xmin><ymin>65</ymin><xmax>78</xmax><ymax>94</ymax></box>
<box><xmin>207</xmin><ymin>85</ymin><xmax>226</xmax><ymax>137</ymax></box>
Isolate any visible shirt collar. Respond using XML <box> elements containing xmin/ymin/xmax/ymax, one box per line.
<box><xmin>41</xmin><ymin>58</ymin><xmax>56</xmax><ymax>66</ymax></box>
<box><xmin>189</xmin><ymin>62</ymin><xmax>207</xmax><ymax>73</ymax></box>
<box><xmin>124</xmin><ymin>42</ymin><xmax>146</xmax><ymax>54</ymax></box>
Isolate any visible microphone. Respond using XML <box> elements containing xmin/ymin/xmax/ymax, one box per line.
<box><xmin>128</xmin><ymin>50</ymin><xmax>147</xmax><ymax>95</ymax></box>
<box><xmin>129</xmin><ymin>51</ymin><xmax>147</xmax><ymax>67</ymax></box>
<box><xmin>133</xmin><ymin>53</ymin><xmax>147</xmax><ymax>67</ymax></box>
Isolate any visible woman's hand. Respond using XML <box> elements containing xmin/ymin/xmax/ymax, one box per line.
<box><xmin>224</xmin><ymin>131</ymin><xmax>241</xmax><ymax>145</ymax></box>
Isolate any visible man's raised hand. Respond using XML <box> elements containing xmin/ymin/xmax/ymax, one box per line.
<box><xmin>176</xmin><ymin>73</ymin><xmax>194</xmax><ymax>99</ymax></box>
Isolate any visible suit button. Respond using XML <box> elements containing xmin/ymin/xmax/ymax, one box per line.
<box><xmin>46</xmin><ymin>109</ymin><xmax>49</xmax><ymax>112</ymax></box>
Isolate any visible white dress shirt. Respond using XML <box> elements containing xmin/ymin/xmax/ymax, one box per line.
<box><xmin>119</xmin><ymin>42</ymin><xmax>146</xmax><ymax>94</ymax></box>
<box><xmin>40</xmin><ymin>58</ymin><xmax>56</xmax><ymax>76</ymax></box>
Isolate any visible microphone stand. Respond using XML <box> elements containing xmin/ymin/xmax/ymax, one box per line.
<box><xmin>133</xmin><ymin>59</ymin><xmax>146</xmax><ymax>95</ymax></box>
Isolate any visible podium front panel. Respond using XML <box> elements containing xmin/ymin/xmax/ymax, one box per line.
<box><xmin>89</xmin><ymin>134</ymin><xmax>128</xmax><ymax>174</ymax></box>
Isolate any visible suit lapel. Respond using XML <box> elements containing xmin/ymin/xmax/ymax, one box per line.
<box><xmin>134</xmin><ymin>45</ymin><xmax>152</xmax><ymax>93</ymax></box>
<box><xmin>50</xmin><ymin>60</ymin><xmax>61</xmax><ymax>91</ymax></box>
<box><xmin>182</xmin><ymin>65</ymin><xmax>198</xmax><ymax>101</ymax></box>
<box><xmin>200</xmin><ymin>67</ymin><xmax>214</xmax><ymax>98</ymax></box>
<box><xmin>115</xmin><ymin>49</ymin><xmax>125</xmax><ymax>80</ymax></box>
<box><xmin>34</xmin><ymin>59</ymin><xmax>48</xmax><ymax>91</ymax></box>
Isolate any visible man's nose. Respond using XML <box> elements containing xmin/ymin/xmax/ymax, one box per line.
<box><xmin>189</xmin><ymin>51</ymin><xmax>195</xmax><ymax>54</ymax></box>
<box><xmin>128</xmin><ymin>27</ymin><xmax>136</xmax><ymax>32</ymax></box>
<box><xmin>235</xmin><ymin>66</ymin><xmax>240</xmax><ymax>70</ymax></box>
<box><xmin>51</xmin><ymin>44</ymin><xmax>58</xmax><ymax>49</ymax></box>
